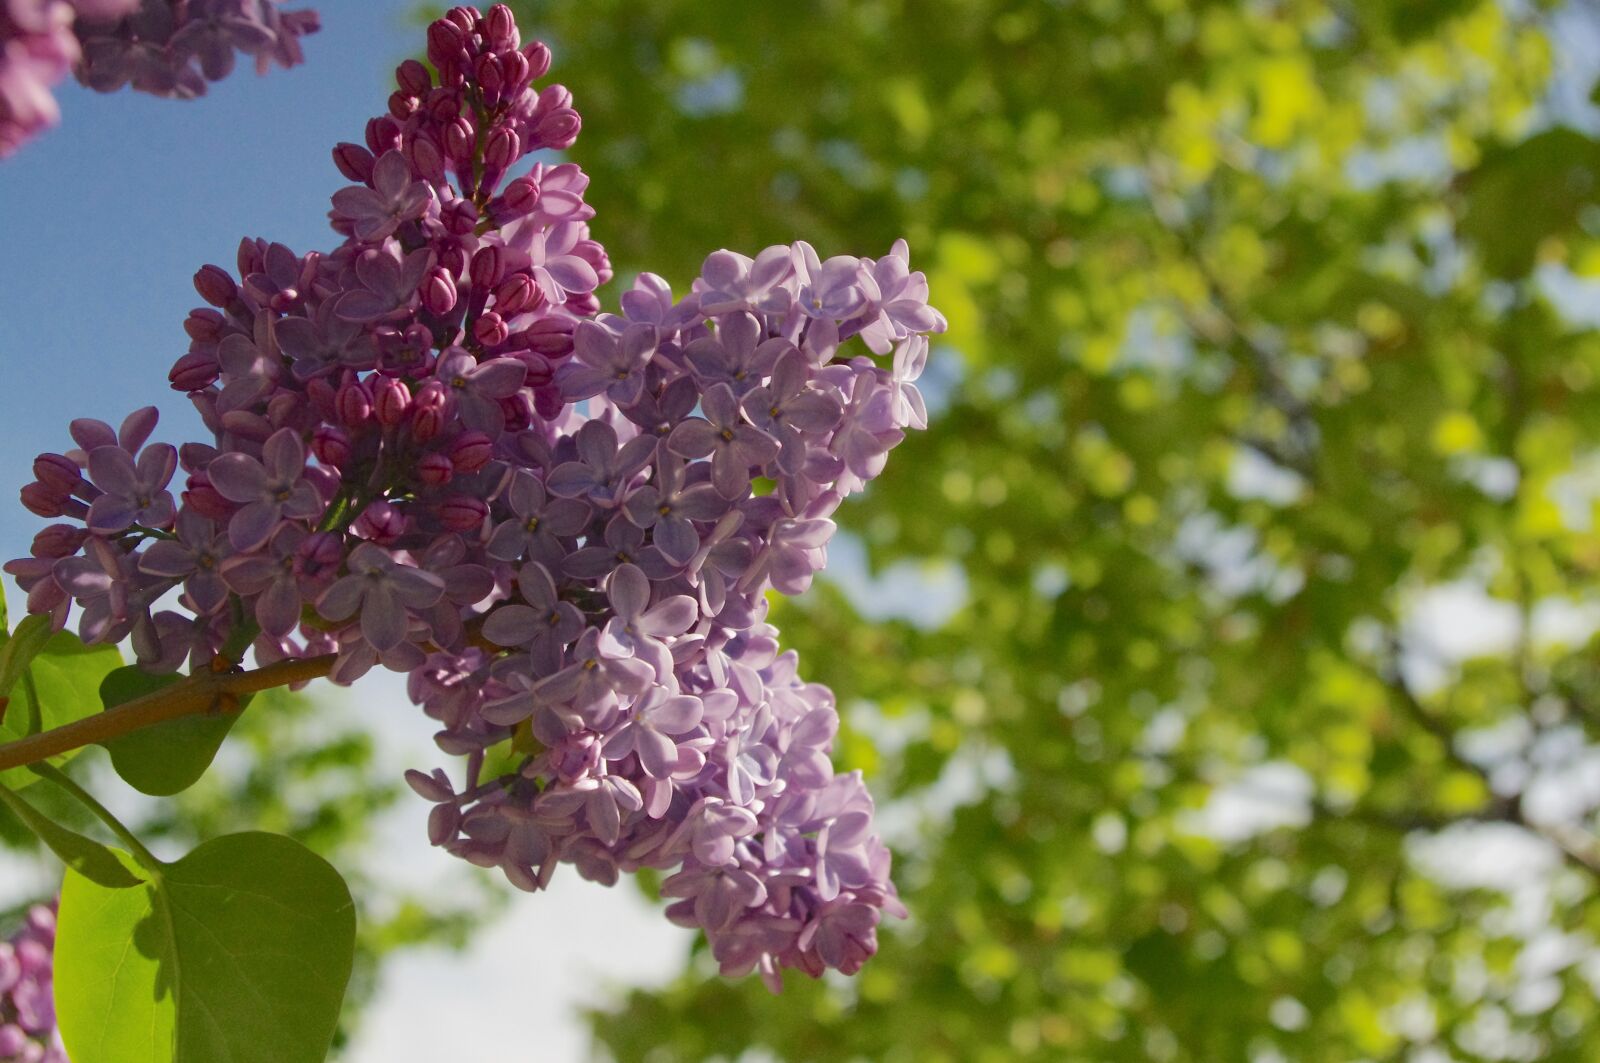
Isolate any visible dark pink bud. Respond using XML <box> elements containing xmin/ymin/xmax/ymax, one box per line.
<box><xmin>365</xmin><ymin>115</ymin><xmax>402</xmax><ymax>155</ymax></box>
<box><xmin>406</xmin><ymin>135</ymin><xmax>446</xmax><ymax>183</ymax></box>
<box><xmin>20</xmin><ymin>482</ymin><xmax>68</xmax><ymax>519</ymax></box>
<box><xmin>470</xmin><ymin>246</ymin><xmax>503</xmax><ymax>289</ymax></box>
<box><xmin>417</xmin><ymin>452</ymin><xmax>455</xmax><ymax>486</ymax></box>
<box><xmin>312</xmin><ymin>425</ymin><xmax>352</xmax><ymax>467</ymax></box>
<box><xmin>519</xmin><ymin>317</ymin><xmax>575</xmax><ymax>358</ymax></box>
<box><xmin>355</xmin><ymin>500</ymin><xmax>407</xmax><ymax>544</ymax></box>
<box><xmin>444</xmin><ymin>117</ymin><xmax>475</xmax><ymax>164</ymax></box>
<box><xmin>332</xmin><ymin>141</ymin><xmax>376</xmax><ymax>183</ymax></box>
<box><xmin>500</xmin><ymin>50</ymin><xmax>529</xmax><ymax>90</ymax></box>
<box><xmin>443</xmin><ymin>7</ymin><xmax>476</xmax><ymax>33</ymax></box>
<box><xmin>522</xmin><ymin>41</ymin><xmax>551</xmax><ymax>80</ymax></box>
<box><xmin>486</xmin><ymin>5</ymin><xmax>518</xmax><ymax>48</ymax></box>
<box><xmin>474</xmin><ymin>311</ymin><xmax>509</xmax><ymax>348</ymax></box>
<box><xmin>438</xmin><ymin>495</ymin><xmax>488</xmax><ymax>532</ymax></box>
<box><xmin>565</xmin><ymin>291</ymin><xmax>600</xmax><ymax>317</ymax></box>
<box><xmin>193</xmin><ymin>265</ymin><xmax>237</xmax><ymax>307</ymax></box>
<box><xmin>236</xmin><ymin>238</ymin><xmax>265</xmax><ymax>277</ymax></box>
<box><xmin>169</xmin><ymin>350</ymin><xmax>220</xmax><ymax>391</ymax></box>
<box><xmin>427</xmin><ymin>19</ymin><xmax>468</xmax><ymax>67</ymax></box>
<box><xmin>483</xmin><ymin>126</ymin><xmax>520</xmax><ymax>170</ymax></box>
<box><xmin>33</xmin><ymin>524</ymin><xmax>87</xmax><ymax>559</ymax></box>
<box><xmin>500</xmin><ymin>392</ymin><xmax>535</xmax><ymax>432</ymax></box>
<box><xmin>475</xmin><ymin>54</ymin><xmax>505</xmax><ymax>102</ymax></box>
<box><xmin>33</xmin><ymin>453</ymin><xmax>81</xmax><ymax>493</ymax></box>
<box><xmin>396</xmin><ymin>58</ymin><xmax>432</xmax><ymax>97</ymax></box>
<box><xmin>337</xmin><ymin>377</ymin><xmax>373</xmax><ymax>426</ymax></box>
<box><xmin>426</xmin><ymin>88</ymin><xmax>463</xmax><ymax>125</ymax></box>
<box><xmin>184</xmin><ymin>472</ymin><xmax>232</xmax><ymax>521</ymax></box>
<box><xmin>422</xmin><ymin>267</ymin><xmax>459</xmax><ymax>316</ymax></box>
<box><xmin>443</xmin><ymin>199</ymin><xmax>479</xmax><ymax>236</ymax></box>
<box><xmin>438</xmin><ymin>244</ymin><xmax>468</xmax><ymax>278</ymax></box>
<box><xmin>296</xmin><ymin>531</ymin><xmax>345</xmax><ymax>583</ymax></box>
<box><xmin>374</xmin><ymin>378</ymin><xmax>413</xmax><ymax>427</ymax></box>
<box><xmin>388</xmin><ymin>92</ymin><xmax>419</xmax><ymax>122</ymax></box>
<box><xmin>533</xmin><ymin>108</ymin><xmax>580</xmax><ymax>151</ymax></box>
<box><xmin>184</xmin><ymin>309</ymin><xmax>224</xmax><ymax>343</ymax></box>
<box><xmin>509</xmin><ymin>350</ymin><xmax>553</xmax><ymax>388</ymax></box>
<box><xmin>410</xmin><ymin>381</ymin><xmax>449</xmax><ymax>444</ymax></box>
<box><xmin>449</xmin><ymin>431</ymin><xmax>494</xmax><ymax>472</ymax></box>
<box><xmin>493</xmin><ymin>273</ymin><xmax>536</xmax><ymax>315</ymax></box>
<box><xmin>498</xmin><ymin>175</ymin><xmax>539</xmax><ymax>218</ymax></box>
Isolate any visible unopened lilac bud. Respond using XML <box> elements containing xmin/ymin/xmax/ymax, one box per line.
<box><xmin>406</xmin><ymin>134</ymin><xmax>446</xmax><ymax>183</ymax></box>
<box><xmin>411</xmin><ymin>380</ymin><xmax>449</xmax><ymax>443</ymax></box>
<box><xmin>470</xmin><ymin>246</ymin><xmax>503</xmax><ymax>289</ymax></box>
<box><xmin>365</xmin><ymin>115</ymin><xmax>402</xmax><ymax>155</ymax></box>
<box><xmin>443</xmin><ymin>6</ymin><xmax>476</xmax><ymax>33</ymax></box>
<box><xmin>475</xmin><ymin>54</ymin><xmax>505</xmax><ymax>103</ymax></box>
<box><xmin>184</xmin><ymin>309</ymin><xmax>225</xmax><ymax>343</ymax></box>
<box><xmin>193</xmin><ymin>265</ymin><xmax>237</xmax><ymax>307</ymax></box>
<box><xmin>332</xmin><ymin>141</ymin><xmax>376</xmax><ymax>183</ymax></box>
<box><xmin>443</xmin><ymin>199</ymin><xmax>478</xmax><ymax>235</ymax></box>
<box><xmin>312</xmin><ymin>425</ymin><xmax>352</xmax><ymax>467</ymax></box>
<box><xmin>444</xmin><ymin>117</ymin><xmax>475</xmax><ymax>165</ymax></box>
<box><xmin>20</xmin><ymin>482</ymin><xmax>67</xmax><ymax>518</ymax></box>
<box><xmin>427</xmin><ymin>19</ymin><xmax>468</xmax><ymax>68</ymax></box>
<box><xmin>236</xmin><ymin>238</ymin><xmax>265</xmax><ymax>277</ymax></box>
<box><xmin>418</xmin><ymin>452</ymin><xmax>455</xmax><ymax>486</ymax></box>
<box><xmin>388</xmin><ymin>91</ymin><xmax>418</xmax><ymax>122</ymax></box>
<box><xmin>426</xmin><ymin>88</ymin><xmax>463</xmax><ymax>125</ymax></box>
<box><xmin>484</xmin><ymin>126</ymin><xmax>520</xmax><ymax>170</ymax></box>
<box><xmin>500</xmin><ymin>175</ymin><xmax>539</xmax><ymax>217</ymax></box>
<box><xmin>474</xmin><ymin>311</ymin><xmax>509</xmax><ymax>348</ymax></box>
<box><xmin>520</xmin><ymin>317</ymin><xmax>575</xmax><ymax>359</ymax></box>
<box><xmin>438</xmin><ymin>245</ymin><xmax>467</xmax><ymax>278</ymax></box>
<box><xmin>494</xmin><ymin>273</ymin><xmax>537</xmax><ymax>315</ymax></box>
<box><xmin>449</xmin><ymin>431</ymin><xmax>494</xmax><ymax>472</ymax></box>
<box><xmin>297</xmin><ymin>530</ymin><xmax>345</xmax><ymax>583</ymax></box>
<box><xmin>509</xmin><ymin>350</ymin><xmax>553</xmax><ymax>388</ymax></box>
<box><xmin>486</xmin><ymin>5</ymin><xmax>519</xmax><ymax>48</ymax></box>
<box><xmin>422</xmin><ymin>267</ymin><xmax>459</xmax><ymax>316</ymax></box>
<box><xmin>169</xmin><ymin>350</ymin><xmax>220</xmax><ymax>391</ymax></box>
<box><xmin>354</xmin><ymin>500</ymin><xmax>407</xmax><ymax>544</ymax></box>
<box><xmin>32</xmin><ymin>453</ymin><xmax>81</xmax><ymax>494</ymax></box>
<box><xmin>438</xmin><ymin>495</ymin><xmax>488</xmax><ymax>532</ymax></box>
<box><xmin>501</xmin><ymin>50</ymin><xmax>530</xmax><ymax>91</ymax></box>
<box><xmin>183</xmin><ymin>472</ymin><xmax>232</xmax><ymax>520</ymax></box>
<box><xmin>34</xmin><ymin>524</ymin><xmax>87</xmax><ymax>559</ymax></box>
<box><xmin>396</xmin><ymin>58</ymin><xmax>432</xmax><ymax>97</ymax></box>
<box><xmin>533</xmin><ymin>107</ymin><xmax>580</xmax><ymax>150</ymax></box>
<box><xmin>522</xmin><ymin>40</ymin><xmax>551</xmax><ymax>80</ymax></box>
<box><xmin>374</xmin><ymin>378</ymin><xmax>412</xmax><ymax>427</ymax></box>
<box><xmin>337</xmin><ymin>378</ymin><xmax>373</xmax><ymax>426</ymax></box>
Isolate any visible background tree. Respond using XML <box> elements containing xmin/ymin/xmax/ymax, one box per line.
<box><xmin>494</xmin><ymin>0</ymin><xmax>1600</xmax><ymax>1058</ymax></box>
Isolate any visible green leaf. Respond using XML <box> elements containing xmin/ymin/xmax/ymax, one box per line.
<box><xmin>56</xmin><ymin>832</ymin><xmax>356</xmax><ymax>1063</ymax></box>
<box><xmin>0</xmin><ymin>783</ymin><xmax>143</xmax><ymax>889</ymax></box>
<box><xmin>0</xmin><ymin>633</ymin><xmax>122</xmax><ymax>790</ymax></box>
<box><xmin>98</xmin><ymin>666</ymin><xmax>242</xmax><ymax>797</ymax></box>
<box><xmin>0</xmin><ymin>615</ymin><xmax>54</xmax><ymax>699</ymax></box>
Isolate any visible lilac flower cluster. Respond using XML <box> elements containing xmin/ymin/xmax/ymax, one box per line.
<box><xmin>0</xmin><ymin>905</ymin><xmax>64</xmax><ymax>1063</ymax></box>
<box><xmin>6</xmin><ymin>4</ymin><xmax>946</xmax><ymax>988</ymax></box>
<box><xmin>0</xmin><ymin>0</ymin><xmax>316</xmax><ymax>158</ymax></box>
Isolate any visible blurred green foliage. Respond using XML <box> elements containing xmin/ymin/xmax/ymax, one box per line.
<box><xmin>499</xmin><ymin>0</ymin><xmax>1600</xmax><ymax>1059</ymax></box>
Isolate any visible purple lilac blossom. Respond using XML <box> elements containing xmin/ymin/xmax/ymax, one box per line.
<box><xmin>0</xmin><ymin>903</ymin><xmax>66</xmax><ymax>1063</ymax></box>
<box><xmin>5</xmin><ymin>4</ymin><xmax>947</xmax><ymax>990</ymax></box>
<box><xmin>0</xmin><ymin>0</ymin><xmax>316</xmax><ymax>157</ymax></box>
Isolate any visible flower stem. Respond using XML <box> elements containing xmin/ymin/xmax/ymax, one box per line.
<box><xmin>29</xmin><ymin>762</ymin><xmax>162</xmax><ymax>872</ymax></box>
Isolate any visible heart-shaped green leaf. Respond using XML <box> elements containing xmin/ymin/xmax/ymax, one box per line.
<box><xmin>55</xmin><ymin>831</ymin><xmax>357</xmax><ymax>1063</ymax></box>
<box><xmin>98</xmin><ymin>666</ymin><xmax>242</xmax><ymax>796</ymax></box>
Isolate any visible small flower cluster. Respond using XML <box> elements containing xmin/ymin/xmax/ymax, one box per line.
<box><xmin>0</xmin><ymin>0</ymin><xmax>317</xmax><ymax>158</ymax></box>
<box><xmin>7</xmin><ymin>5</ymin><xmax>945</xmax><ymax>988</ymax></box>
<box><xmin>0</xmin><ymin>904</ymin><xmax>64</xmax><ymax>1063</ymax></box>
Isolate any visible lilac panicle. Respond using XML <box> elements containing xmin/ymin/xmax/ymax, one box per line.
<box><xmin>8</xmin><ymin>4</ymin><xmax>946</xmax><ymax>990</ymax></box>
